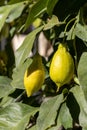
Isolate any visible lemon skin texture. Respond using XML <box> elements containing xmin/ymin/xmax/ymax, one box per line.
<box><xmin>24</xmin><ymin>53</ymin><xmax>45</xmax><ymax>97</ymax></box>
<box><xmin>50</xmin><ymin>43</ymin><xmax>74</xmax><ymax>90</ymax></box>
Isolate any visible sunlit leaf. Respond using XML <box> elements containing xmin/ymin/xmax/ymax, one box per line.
<box><xmin>8</xmin><ymin>0</ymin><xmax>29</xmax><ymax>4</ymax></box>
<box><xmin>0</xmin><ymin>1</ymin><xmax>28</xmax><ymax>31</ymax></box>
<box><xmin>25</xmin><ymin>0</ymin><xmax>47</xmax><ymax>30</ymax></box>
<box><xmin>67</xmin><ymin>24</ymin><xmax>75</xmax><ymax>40</ymax></box>
<box><xmin>25</xmin><ymin>0</ymin><xmax>60</xmax><ymax>30</ymax></box>
<box><xmin>36</xmin><ymin>94</ymin><xmax>63</xmax><ymax>130</ymax></box>
<box><xmin>75</xmin><ymin>23</ymin><xmax>87</xmax><ymax>42</ymax></box>
<box><xmin>44</xmin><ymin>15</ymin><xmax>60</xmax><ymax>30</ymax></box>
<box><xmin>0</xmin><ymin>103</ymin><xmax>39</xmax><ymax>130</ymax></box>
<box><xmin>78</xmin><ymin>52</ymin><xmax>87</xmax><ymax>100</ymax></box>
<box><xmin>6</xmin><ymin>1</ymin><xmax>28</xmax><ymax>22</ymax></box>
<box><xmin>0</xmin><ymin>76</ymin><xmax>14</xmax><ymax>98</ymax></box>
<box><xmin>0</xmin><ymin>96</ymin><xmax>14</xmax><ymax>108</ymax></box>
<box><xmin>0</xmin><ymin>6</ymin><xmax>12</xmax><ymax>31</ymax></box>
<box><xmin>71</xmin><ymin>85</ymin><xmax>87</xmax><ymax>130</ymax></box>
<box><xmin>11</xmin><ymin>58</ymin><xmax>32</xmax><ymax>89</ymax></box>
<box><xmin>49</xmin><ymin>102</ymin><xmax>72</xmax><ymax>130</ymax></box>
<box><xmin>15</xmin><ymin>26</ymin><xmax>43</xmax><ymax>67</ymax></box>
<box><xmin>28</xmin><ymin>125</ymin><xmax>36</xmax><ymax>130</ymax></box>
<box><xmin>58</xmin><ymin>102</ymin><xmax>72</xmax><ymax>129</ymax></box>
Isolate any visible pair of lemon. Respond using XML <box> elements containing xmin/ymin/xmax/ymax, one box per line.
<box><xmin>24</xmin><ymin>43</ymin><xmax>74</xmax><ymax>97</ymax></box>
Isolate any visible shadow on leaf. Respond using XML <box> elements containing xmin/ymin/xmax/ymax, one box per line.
<box><xmin>66</xmin><ymin>92</ymin><xmax>80</xmax><ymax>125</ymax></box>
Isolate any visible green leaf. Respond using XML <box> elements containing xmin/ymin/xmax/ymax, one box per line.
<box><xmin>36</xmin><ymin>94</ymin><xmax>63</xmax><ymax>130</ymax></box>
<box><xmin>0</xmin><ymin>2</ymin><xmax>27</xmax><ymax>31</ymax></box>
<box><xmin>67</xmin><ymin>24</ymin><xmax>75</xmax><ymax>40</ymax></box>
<box><xmin>70</xmin><ymin>85</ymin><xmax>87</xmax><ymax>130</ymax></box>
<box><xmin>0</xmin><ymin>76</ymin><xmax>14</xmax><ymax>98</ymax></box>
<box><xmin>25</xmin><ymin>0</ymin><xmax>48</xmax><ymax>30</ymax></box>
<box><xmin>25</xmin><ymin>0</ymin><xmax>60</xmax><ymax>30</ymax></box>
<box><xmin>8</xmin><ymin>0</ymin><xmax>29</xmax><ymax>4</ymax></box>
<box><xmin>47</xmin><ymin>0</ymin><xmax>59</xmax><ymax>15</ymax></box>
<box><xmin>0</xmin><ymin>96</ymin><xmax>14</xmax><ymax>108</ymax></box>
<box><xmin>48</xmin><ymin>102</ymin><xmax>72</xmax><ymax>130</ymax></box>
<box><xmin>78</xmin><ymin>52</ymin><xmax>87</xmax><ymax>100</ymax></box>
<box><xmin>28</xmin><ymin>125</ymin><xmax>36</xmax><ymax>130</ymax></box>
<box><xmin>44</xmin><ymin>15</ymin><xmax>60</xmax><ymax>30</ymax></box>
<box><xmin>66</xmin><ymin>91</ymin><xmax>80</xmax><ymax>124</ymax></box>
<box><xmin>75</xmin><ymin>23</ymin><xmax>87</xmax><ymax>42</ymax></box>
<box><xmin>0</xmin><ymin>103</ymin><xmax>39</xmax><ymax>130</ymax></box>
<box><xmin>0</xmin><ymin>6</ymin><xmax>12</xmax><ymax>31</ymax></box>
<box><xmin>58</xmin><ymin>102</ymin><xmax>72</xmax><ymax>129</ymax></box>
<box><xmin>11</xmin><ymin>58</ymin><xmax>32</xmax><ymax>89</ymax></box>
<box><xmin>6</xmin><ymin>1</ymin><xmax>28</xmax><ymax>23</ymax></box>
<box><xmin>15</xmin><ymin>26</ymin><xmax>43</xmax><ymax>67</ymax></box>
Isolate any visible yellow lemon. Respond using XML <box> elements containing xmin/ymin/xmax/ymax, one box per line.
<box><xmin>50</xmin><ymin>43</ymin><xmax>74</xmax><ymax>90</ymax></box>
<box><xmin>24</xmin><ymin>53</ymin><xmax>45</xmax><ymax>97</ymax></box>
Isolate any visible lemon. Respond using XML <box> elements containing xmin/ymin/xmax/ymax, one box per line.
<box><xmin>49</xmin><ymin>43</ymin><xmax>74</xmax><ymax>90</ymax></box>
<box><xmin>24</xmin><ymin>53</ymin><xmax>45</xmax><ymax>97</ymax></box>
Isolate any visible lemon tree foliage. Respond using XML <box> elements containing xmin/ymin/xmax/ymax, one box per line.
<box><xmin>0</xmin><ymin>0</ymin><xmax>87</xmax><ymax>130</ymax></box>
<box><xmin>78</xmin><ymin>52</ymin><xmax>87</xmax><ymax>100</ymax></box>
<box><xmin>15</xmin><ymin>26</ymin><xmax>43</xmax><ymax>67</ymax></box>
<box><xmin>0</xmin><ymin>103</ymin><xmax>39</xmax><ymax>130</ymax></box>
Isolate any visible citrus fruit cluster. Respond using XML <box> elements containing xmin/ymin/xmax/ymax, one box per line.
<box><xmin>24</xmin><ymin>43</ymin><xmax>74</xmax><ymax>96</ymax></box>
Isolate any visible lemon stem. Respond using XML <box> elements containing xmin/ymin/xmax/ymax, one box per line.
<box><xmin>14</xmin><ymin>91</ymin><xmax>26</xmax><ymax>102</ymax></box>
<box><xmin>73</xmin><ymin>38</ymin><xmax>77</xmax><ymax>68</ymax></box>
<box><xmin>56</xmin><ymin>83</ymin><xmax>61</xmax><ymax>92</ymax></box>
<box><xmin>56</xmin><ymin>87</ymin><xmax>59</xmax><ymax>92</ymax></box>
